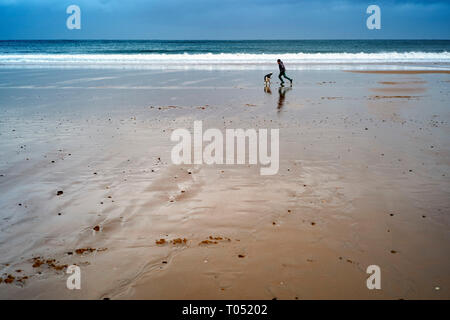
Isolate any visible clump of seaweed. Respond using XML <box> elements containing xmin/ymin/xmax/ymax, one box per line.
<box><xmin>32</xmin><ymin>257</ymin><xmax>68</xmax><ymax>271</ymax></box>
<box><xmin>156</xmin><ymin>238</ymin><xmax>188</xmax><ymax>245</ymax></box>
<box><xmin>199</xmin><ymin>236</ymin><xmax>231</xmax><ymax>245</ymax></box>
<box><xmin>171</xmin><ymin>238</ymin><xmax>187</xmax><ymax>245</ymax></box>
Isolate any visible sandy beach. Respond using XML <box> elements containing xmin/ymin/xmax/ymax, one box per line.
<box><xmin>0</xmin><ymin>68</ymin><xmax>449</xmax><ymax>299</ymax></box>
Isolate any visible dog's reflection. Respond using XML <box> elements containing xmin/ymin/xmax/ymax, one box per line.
<box><xmin>277</xmin><ymin>86</ymin><xmax>291</xmax><ymax>110</ymax></box>
<box><xmin>264</xmin><ymin>84</ymin><xmax>272</xmax><ymax>94</ymax></box>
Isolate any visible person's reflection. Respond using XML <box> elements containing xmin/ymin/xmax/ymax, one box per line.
<box><xmin>277</xmin><ymin>86</ymin><xmax>291</xmax><ymax>111</ymax></box>
<box><xmin>264</xmin><ymin>84</ymin><xmax>272</xmax><ymax>94</ymax></box>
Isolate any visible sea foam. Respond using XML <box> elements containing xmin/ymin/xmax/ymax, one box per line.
<box><xmin>1</xmin><ymin>52</ymin><xmax>449</xmax><ymax>70</ymax></box>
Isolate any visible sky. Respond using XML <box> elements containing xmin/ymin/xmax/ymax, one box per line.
<box><xmin>0</xmin><ymin>0</ymin><xmax>449</xmax><ymax>40</ymax></box>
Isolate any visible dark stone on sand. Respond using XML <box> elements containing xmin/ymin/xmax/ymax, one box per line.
<box><xmin>93</xmin><ymin>225</ymin><xmax>100</xmax><ymax>232</ymax></box>
<box><xmin>57</xmin><ymin>191</ymin><xmax>63</xmax><ymax>196</ymax></box>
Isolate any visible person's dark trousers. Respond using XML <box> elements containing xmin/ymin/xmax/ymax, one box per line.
<box><xmin>278</xmin><ymin>71</ymin><xmax>292</xmax><ymax>83</ymax></box>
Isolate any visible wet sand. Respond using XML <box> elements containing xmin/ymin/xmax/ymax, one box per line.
<box><xmin>0</xmin><ymin>69</ymin><xmax>449</xmax><ymax>299</ymax></box>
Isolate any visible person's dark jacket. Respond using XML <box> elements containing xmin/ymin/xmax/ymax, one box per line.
<box><xmin>278</xmin><ymin>61</ymin><xmax>286</xmax><ymax>73</ymax></box>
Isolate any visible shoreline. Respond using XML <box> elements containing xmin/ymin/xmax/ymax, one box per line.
<box><xmin>347</xmin><ymin>70</ymin><xmax>450</xmax><ymax>74</ymax></box>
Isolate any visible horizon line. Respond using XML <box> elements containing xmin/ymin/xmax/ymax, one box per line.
<box><xmin>1</xmin><ymin>39</ymin><xmax>450</xmax><ymax>42</ymax></box>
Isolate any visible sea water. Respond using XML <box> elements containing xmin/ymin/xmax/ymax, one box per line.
<box><xmin>0</xmin><ymin>40</ymin><xmax>449</xmax><ymax>70</ymax></box>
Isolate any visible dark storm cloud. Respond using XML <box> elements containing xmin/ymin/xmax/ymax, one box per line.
<box><xmin>0</xmin><ymin>0</ymin><xmax>449</xmax><ymax>39</ymax></box>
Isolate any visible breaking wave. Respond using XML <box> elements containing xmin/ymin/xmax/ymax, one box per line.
<box><xmin>1</xmin><ymin>52</ymin><xmax>449</xmax><ymax>70</ymax></box>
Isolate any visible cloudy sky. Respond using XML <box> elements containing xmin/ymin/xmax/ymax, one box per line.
<box><xmin>0</xmin><ymin>0</ymin><xmax>449</xmax><ymax>39</ymax></box>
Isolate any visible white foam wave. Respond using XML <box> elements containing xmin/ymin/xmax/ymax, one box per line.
<box><xmin>1</xmin><ymin>52</ymin><xmax>449</xmax><ymax>70</ymax></box>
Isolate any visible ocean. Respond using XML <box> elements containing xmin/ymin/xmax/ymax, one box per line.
<box><xmin>1</xmin><ymin>40</ymin><xmax>449</xmax><ymax>70</ymax></box>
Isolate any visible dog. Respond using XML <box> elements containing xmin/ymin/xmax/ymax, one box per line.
<box><xmin>264</xmin><ymin>72</ymin><xmax>273</xmax><ymax>86</ymax></box>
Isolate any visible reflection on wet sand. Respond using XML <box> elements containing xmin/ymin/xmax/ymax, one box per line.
<box><xmin>277</xmin><ymin>86</ymin><xmax>291</xmax><ymax>110</ymax></box>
